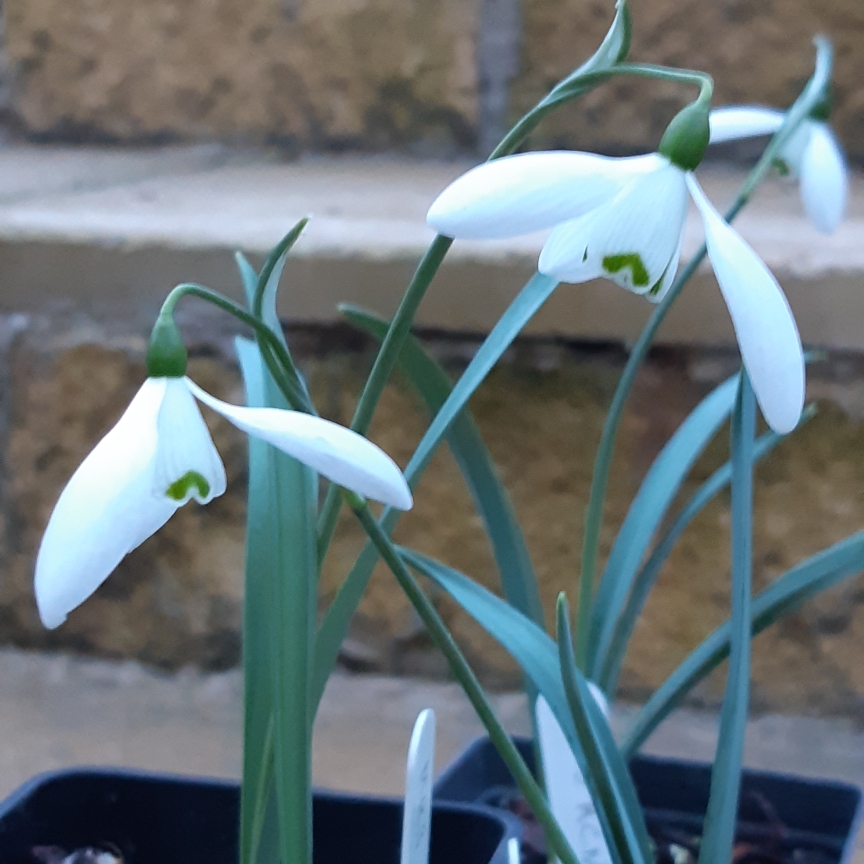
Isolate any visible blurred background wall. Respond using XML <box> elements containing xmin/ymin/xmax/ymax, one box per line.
<box><xmin>3</xmin><ymin>0</ymin><xmax>863</xmax><ymax>159</ymax></box>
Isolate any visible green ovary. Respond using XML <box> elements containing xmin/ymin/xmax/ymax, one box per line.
<box><xmin>166</xmin><ymin>470</ymin><xmax>210</xmax><ymax>502</ymax></box>
<box><xmin>603</xmin><ymin>253</ymin><xmax>650</xmax><ymax>287</ymax></box>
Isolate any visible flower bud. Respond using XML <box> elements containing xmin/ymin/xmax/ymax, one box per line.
<box><xmin>659</xmin><ymin>100</ymin><xmax>711</xmax><ymax>172</ymax></box>
<box><xmin>147</xmin><ymin>312</ymin><xmax>188</xmax><ymax>378</ymax></box>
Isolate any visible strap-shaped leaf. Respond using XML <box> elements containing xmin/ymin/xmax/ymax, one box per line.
<box><xmin>588</xmin><ymin>374</ymin><xmax>739</xmax><ymax>682</ymax></box>
<box><xmin>341</xmin><ymin>304</ymin><xmax>545</xmax><ymax>629</ymax></box>
<box><xmin>311</xmin><ymin>273</ymin><xmax>559</xmax><ymax>709</ymax></box>
<box><xmin>622</xmin><ymin>528</ymin><xmax>864</xmax><ymax>757</ymax></box>
<box><xmin>557</xmin><ymin>598</ymin><xmax>652</xmax><ymax>864</ymax></box>
<box><xmin>237</xmin><ymin>325</ymin><xmax>317</xmax><ymax>864</ymax></box>
<box><xmin>598</xmin><ymin>418</ymin><xmax>805</xmax><ymax>693</ymax></box>
<box><xmin>698</xmin><ymin>374</ymin><xmax>755</xmax><ymax>864</ymax></box>
<box><xmin>269</xmin><ymin>433</ymin><xmax>317</xmax><ymax>864</ymax></box>
<box><xmin>237</xmin><ymin>337</ymin><xmax>277</xmax><ymax>864</ymax></box>
<box><xmin>401</xmin><ymin>547</ymin><xmax>654</xmax><ymax>864</ymax></box>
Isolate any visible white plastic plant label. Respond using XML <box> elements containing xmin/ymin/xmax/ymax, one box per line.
<box><xmin>401</xmin><ymin>708</ymin><xmax>436</xmax><ymax>864</ymax></box>
<box><xmin>536</xmin><ymin>694</ymin><xmax>613</xmax><ymax>864</ymax></box>
<box><xmin>507</xmin><ymin>837</ymin><xmax>521</xmax><ymax>864</ymax></box>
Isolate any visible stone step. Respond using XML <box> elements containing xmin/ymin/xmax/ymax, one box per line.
<box><xmin>0</xmin><ymin>144</ymin><xmax>862</xmax><ymax>348</ymax></box>
<box><xmin>1</xmin><ymin>648</ymin><xmax>863</xmax><ymax>834</ymax></box>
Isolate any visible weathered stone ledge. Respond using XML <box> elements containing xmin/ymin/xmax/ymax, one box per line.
<box><xmin>0</xmin><ymin>148</ymin><xmax>862</xmax><ymax>349</ymax></box>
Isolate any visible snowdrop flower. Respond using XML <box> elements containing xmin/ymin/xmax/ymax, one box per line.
<box><xmin>427</xmin><ymin>103</ymin><xmax>804</xmax><ymax>436</ymax></box>
<box><xmin>36</xmin><ymin>372</ymin><xmax>412</xmax><ymax>629</ymax></box>
<box><xmin>709</xmin><ymin>105</ymin><xmax>847</xmax><ymax>234</ymax></box>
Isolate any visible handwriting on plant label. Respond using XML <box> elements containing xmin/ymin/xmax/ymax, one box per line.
<box><xmin>536</xmin><ymin>697</ymin><xmax>612</xmax><ymax>864</ymax></box>
<box><xmin>401</xmin><ymin>708</ymin><xmax>436</xmax><ymax>864</ymax></box>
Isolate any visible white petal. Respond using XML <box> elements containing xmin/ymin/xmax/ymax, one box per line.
<box><xmin>188</xmin><ymin>380</ymin><xmax>413</xmax><ymax>510</ymax></box>
<box><xmin>709</xmin><ymin>106</ymin><xmax>784</xmax><ymax>144</ymax></box>
<box><xmin>35</xmin><ymin>379</ymin><xmax>178</xmax><ymax>629</ymax></box>
<box><xmin>688</xmin><ymin>175</ymin><xmax>804</xmax><ymax>434</ymax></box>
<box><xmin>539</xmin><ymin>162</ymin><xmax>688</xmax><ymax>296</ymax></box>
<box><xmin>426</xmin><ymin>151</ymin><xmax>665</xmax><ymax>239</ymax></box>
<box><xmin>153</xmin><ymin>378</ymin><xmax>227</xmax><ymax>505</ymax></box>
<box><xmin>800</xmin><ymin>123</ymin><xmax>847</xmax><ymax>234</ymax></box>
<box><xmin>646</xmin><ymin>230</ymin><xmax>684</xmax><ymax>304</ymax></box>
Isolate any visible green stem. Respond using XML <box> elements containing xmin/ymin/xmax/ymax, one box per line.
<box><xmin>316</xmin><ymin>235</ymin><xmax>452</xmax><ymax>556</ymax></box>
<box><xmin>346</xmin><ymin>492</ymin><xmax>580</xmax><ymax>864</ymax></box>
<box><xmin>315</xmin><ymin>56</ymin><xmax>696</xmax><ymax>562</ymax></box>
<box><xmin>499</xmin><ymin>63</ymin><xmax>713</xmax><ymax>159</ymax></box>
<box><xmin>158</xmin><ymin>283</ymin><xmax>316</xmax><ymax>415</ymax></box>
<box><xmin>573</xmin><ymin>38</ymin><xmax>832</xmax><ymax>669</ymax></box>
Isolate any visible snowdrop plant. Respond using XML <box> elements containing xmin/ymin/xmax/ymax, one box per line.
<box><xmin>32</xmin><ymin>7</ymin><xmax>862</xmax><ymax>864</ymax></box>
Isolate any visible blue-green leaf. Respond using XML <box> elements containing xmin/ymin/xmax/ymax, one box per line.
<box><xmin>557</xmin><ymin>597</ymin><xmax>651</xmax><ymax>864</ymax></box>
<box><xmin>340</xmin><ymin>304</ymin><xmax>544</xmax><ymax>628</ymax></box>
<box><xmin>400</xmin><ymin>547</ymin><xmax>653</xmax><ymax>864</ymax></box>
<box><xmin>237</xmin><ymin>332</ymin><xmax>317</xmax><ymax>864</ymax></box>
<box><xmin>698</xmin><ymin>374</ymin><xmax>755</xmax><ymax>864</ymax></box>
<box><xmin>588</xmin><ymin>374</ymin><xmax>739</xmax><ymax>682</ymax></box>
<box><xmin>236</xmin><ymin>251</ymin><xmax>260</xmax><ymax>310</ymax></box>
<box><xmin>253</xmin><ymin>219</ymin><xmax>308</xmax><ymax>345</ymax></box>
<box><xmin>622</xmin><ymin>528</ymin><xmax>864</xmax><ymax>757</ymax></box>
<box><xmin>564</xmin><ymin>0</ymin><xmax>629</xmax><ymax>81</ymax></box>
<box><xmin>599</xmin><ymin>419</ymin><xmax>803</xmax><ymax>694</ymax></box>
<box><xmin>237</xmin><ymin>337</ymin><xmax>278</xmax><ymax>864</ymax></box>
<box><xmin>312</xmin><ymin>272</ymin><xmax>559</xmax><ymax>708</ymax></box>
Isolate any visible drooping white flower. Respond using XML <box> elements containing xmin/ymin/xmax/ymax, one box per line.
<box><xmin>427</xmin><ymin>149</ymin><xmax>804</xmax><ymax>435</ymax></box>
<box><xmin>709</xmin><ymin>106</ymin><xmax>847</xmax><ymax>234</ymax></box>
<box><xmin>35</xmin><ymin>376</ymin><xmax>412</xmax><ymax>629</ymax></box>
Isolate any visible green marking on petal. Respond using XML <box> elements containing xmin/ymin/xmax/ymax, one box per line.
<box><xmin>772</xmin><ymin>157</ymin><xmax>791</xmax><ymax>177</ymax></box>
<box><xmin>166</xmin><ymin>470</ymin><xmax>210</xmax><ymax>502</ymax></box>
<box><xmin>603</xmin><ymin>253</ymin><xmax>650</xmax><ymax>288</ymax></box>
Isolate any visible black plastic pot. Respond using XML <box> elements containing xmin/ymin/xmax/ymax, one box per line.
<box><xmin>433</xmin><ymin>737</ymin><xmax>862</xmax><ymax>864</ymax></box>
<box><xmin>0</xmin><ymin>767</ymin><xmax>521</xmax><ymax>864</ymax></box>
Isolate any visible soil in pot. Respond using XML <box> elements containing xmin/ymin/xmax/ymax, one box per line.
<box><xmin>433</xmin><ymin>738</ymin><xmax>861</xmax><ymax>864</ymax></box>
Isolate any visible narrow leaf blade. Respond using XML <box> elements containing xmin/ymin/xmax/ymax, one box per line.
<box><xmin>312</xmin><ymin>273</ymin><xmax>559</xmax><ymax>706</ymax></box>
<box><xmin>622</xmin><ymin>529</ymin><xmax>864</xmax><ymax>756</ymax></box>
<box><xmin>556</xmin><ymin>598</ymin><xmax>650</xmax><ymax>864</ymax></box>
<box><xmin>341</xmin><ymin>304</ymin><xmax>544</xmax><ymax>627</ymax></box>
<box><xmin>599</xmin><ymin>424</ymin><xmax>793</xmax><ymax>693</ymax></box>
<box><xmin>401</xmin><ymin>547</ymin><xmax>654</xmax><ymax>864</ymax></box>
<box><xmin>589</xmin><ymin>375</ymin><xmax>740</xmax><ymax>681</ymax></box>
<box><xmin>698</xmin><ymin>375</ymin><xmax>755</xmax><ymax>864</ymax></box>
<box><xmin>237</xmin><ymin>336</ymin><xmax>278</xmax><ymax>864</ymax></box>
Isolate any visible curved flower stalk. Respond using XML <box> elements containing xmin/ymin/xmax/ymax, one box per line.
<box><xmin>35</xmin><ymin>375</ymin><xmax>412</xmax><ymax>629</ymax></box>
<box><xmin>427</xmin><ymin>126</ymin><xmax>804</xmax><ymax>435</ymax></box>
<box><xmin>710</xmin><ymin>106</ymin><xmax>847</xmax><ymax>234</ymax></box>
